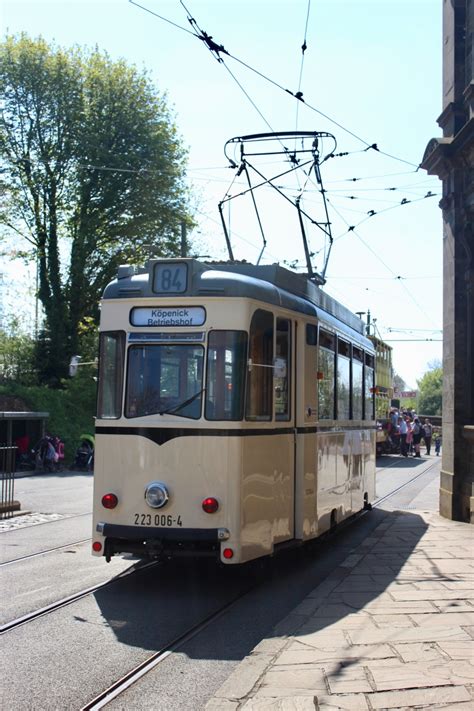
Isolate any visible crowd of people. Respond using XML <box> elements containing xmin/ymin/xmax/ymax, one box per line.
<box><xmin>386</xmin><ymin>409</ymin><xmax>442</xmax><ymax>458</ymax></box>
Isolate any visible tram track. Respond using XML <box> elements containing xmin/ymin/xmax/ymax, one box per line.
<box><xmin>373</xmin><ymin>457</ymin><xmax>440</xmax><ymax>509</ymax></box>
<box><xmin>0</xmin><ymin>537</ymin><xmax>91</xmax><ymax>567</ymax></box>
<box><xmin>0</xmin><ymin>560</ymin><xmax>159</xmax><ymax>635</ymax></box>
<box><xmin>80</xmin><ymin>581</ymin><xmax>257</xmax><ymax>711</ymax></box>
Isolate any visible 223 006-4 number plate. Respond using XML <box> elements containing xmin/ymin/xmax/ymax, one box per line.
<box><xmin>134</xmin><ymin>513</ymin><xmax>183</xmax><ymax>527</ymax></box>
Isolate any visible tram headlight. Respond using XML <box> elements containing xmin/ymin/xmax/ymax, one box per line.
<box><xmin>144</xmin><ymin>481</ymin><xmax>169</xmax><ymax>509</ymax></box>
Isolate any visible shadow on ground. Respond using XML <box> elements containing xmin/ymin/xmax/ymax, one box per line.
<box><xmin>94</xmin><ymin>509</ymin><xmax>429</xmax><ymax>662</ymax></box>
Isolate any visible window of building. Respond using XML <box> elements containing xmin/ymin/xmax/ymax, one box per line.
<box><xmin>246</xmin><ymin>309</ymin><xmax>274</xmax><ymax>421</ymax></box>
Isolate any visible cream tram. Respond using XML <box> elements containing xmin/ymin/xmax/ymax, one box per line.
<box><xmin>92</xmin><ymin>259</ymin><xmax>376</xmax><ymax>564</ymax></box>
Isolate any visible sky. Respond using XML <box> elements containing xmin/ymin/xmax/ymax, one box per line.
<box><xmin>1</xmin><ymin>0</ymin><xmax>443</xmax><ymax>388</ymax></box>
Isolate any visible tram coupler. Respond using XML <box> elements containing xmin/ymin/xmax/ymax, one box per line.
<box><xmin>144</xmin><ymin>539</ymin><xmax>165</xmax><ymax>559</ymax></box>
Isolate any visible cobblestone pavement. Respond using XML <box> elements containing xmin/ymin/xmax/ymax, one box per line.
<box><xmin>206</xmin><ymin>510</ymin><xmax>474</xmax><ymax>711</ymax></box>
<box><xmin>0</xmin><ymin>512</ymin><xmax>72</xmax><ymax>532</ymax></box>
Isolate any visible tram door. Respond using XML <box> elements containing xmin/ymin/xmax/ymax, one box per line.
<box><xmin>241</xmin><ymin>311</ymin><xmax>295</xmax><ymax>560</ymax></box>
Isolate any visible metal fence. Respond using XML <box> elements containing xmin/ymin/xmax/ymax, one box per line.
<box><xmin>1</xmin><ymin>445</ymin><xmax>16</xmax><ymax>520</ymax></box>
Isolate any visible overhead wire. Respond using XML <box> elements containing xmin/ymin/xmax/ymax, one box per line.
<box><xmin>128</xmin><ymin>0</ymin><xmax>421</xmax><ymax>169</ymax></box>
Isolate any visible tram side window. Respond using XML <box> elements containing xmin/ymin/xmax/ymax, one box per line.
<box><xmin>246</xmin><ymin>309</ymin><xmax>273</xmax><ymax>421</ymax></box>
<box><xmin>353</xmin><ymin>346</ymin><xmax>364</xmax><ymax>420</ymax></box>
<box><xmin>318</xmin><ymin>329</ymin><xmax>335</xmax><ymax>420</ymax></box>
<box><xmin>364</xmin><ymin>353</ymin><xmax>375</xmax><ymax>420</ymax></box>
<box><xmin>275</xmin><ymin>318</ymin><xmax>291</xmax><ymax>421</ymax></box>
<box><xmin>205</xmin><ymin>331</ymin><xmax>247</xmax><ymax>420</ymax></box>
<box><xmin>97</xmin><ymin>331</ymin><xmax>125</xmax><ymax>419</ymax></box>
<box><xmin>337</xmin><ymin>339</ymin><xmax>351</xmax><ymax>420</ymax></box>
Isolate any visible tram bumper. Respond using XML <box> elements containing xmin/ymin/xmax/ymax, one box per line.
<box><xmin>97</xmin><ymin>522</ymin><xmax>224</xmax><ymax>561</ymax></box>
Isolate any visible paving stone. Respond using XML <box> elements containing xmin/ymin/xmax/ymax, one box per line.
<box><xmin>213</xmin><ymin>653</ymin><xmax>274</xmax><ymax>700</ymax></box>
<box><xmin>254</xmin><ymin>688</ymin><xmax>319</xmax><ymax>698</ymax></box>
<box><xmin>326</xmin><ymin>665</ymin><xmax>373</xmax><ymax>693</ymax></box>
<box><xmin>291</xmin><ymin>598</ymin><xmax>323</xmax><ymax>616</ymax></box>
<box><xmin>366</xmin><ymin>684</ymin><xmax>472</xmax><ymax>709</ymax></box>
<box><xmin>240</xmin><ymin>697</ymin><xmax>317</xmax><ymax>710</ymax></box>
<box><xmin>259</xmin><ymin>666</ymin><xmax>327</xmax><ymax>692</ymax></box>
<box><xmin>205</xmin><ymin>699</ymin><xmax>239</xmax><ymax>710</ymax></box>
<box><xmin>367</xmin><ymin>659</ymin><xmax>474</xmax><ymax>691</ymax></box>
<box><xmin>392</xmin><ymin>642</ymin><xmax>445</xmax><ymax>662</ymax></box>
<box><xmin>391</xmin><ymin>590</ymin><xmax>474</xmax><ymax>601</ymax></box>
<box><xmin>371</xmin><ymin>614</ymin><xmax>417</xmax><ymax>628</ymax></box>
<box><xmin>252</xmin><ymin>638</ymin><xmax>288</xmax><ymax>655</ymax></box>
<box><xmin>409</xmin><ymin>613</ymin><xmax>474</xmax><ymax>627</ymax></box>
<box><xmin>346</xmin><ymin>625</ymin><xmax>471</xmax><ymax>645</ymax></box>
<box><xmin>315</xmin><ymin>693</ymin><xmax>369</xmax><ymax>710</ymax></box>
<box><xmin>363</xmin><ymin>601</ymin><xmax>438</xmax><ymax>614</ymax></box>
<box><xmin>437</xmin><ymin>640</ymin><xmax>474</xmax><ymax>659</ymax></box>
<box><xmin>433</xmin><ymin>601</ymin><xmax>474</xmax><ymax>613</ymax></box>
<box><xmin>275</xmin><ymin>643</ymin><xmax>395</xmax><ymax>665</ymax></box>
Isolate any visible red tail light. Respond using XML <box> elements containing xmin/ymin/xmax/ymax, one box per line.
<box><xmin>102</xmin><ymin>493</ymin><xmax>118</xmax><ymax>509</ymax></box>
<box><xmin>202</xmin><ymin>497</ymin><xmax>219</xmax><ymax>513</ymax></box>
<box><xmin>223</xmin><ymin>548</ymin><xmax>234</xmax><ymax>559</ymax></box>
<box><xmin>92</xmin><ymin>541</ymin><xmax>102</xmax><ymax>552</ymax></box>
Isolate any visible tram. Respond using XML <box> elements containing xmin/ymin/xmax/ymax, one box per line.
<box><xmin>92</xmin><ymin>258</ymin><xmax>377</xmax><ymax>565</ymax></box>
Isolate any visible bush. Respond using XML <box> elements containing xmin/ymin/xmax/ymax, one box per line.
<box><xmin>0</xmin><ymin>372</ymin><xmax>96</xmax><ymax>464</ymax></box>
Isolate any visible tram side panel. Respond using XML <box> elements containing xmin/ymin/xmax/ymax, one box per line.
<box><xmin>240</xmin><ymin>432</ymin><xmax>295</xmax><ymax>562</ymax></box>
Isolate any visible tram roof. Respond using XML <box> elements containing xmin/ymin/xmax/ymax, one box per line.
<box><xmin>103</xmin><ymin>259</ymin><xmax>373</xmax><ymax>347</ymax></box>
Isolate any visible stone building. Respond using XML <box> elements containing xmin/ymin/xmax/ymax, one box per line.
<box><xmin>421</xmin><ymin>0</ymin><xmax>473</xmax><ymax>522</ymax></box>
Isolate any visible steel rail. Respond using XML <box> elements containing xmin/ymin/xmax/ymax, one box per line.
<box><xmin>0</xmin><ymin>538</ymin><xmax>91</xmax><ymax>567</ymax></box>
<box><xmin>0</xmin><ymin>561</ymin><xmax>158</xmax><ymax>635</ymax></box>
<box><xmin>372</xmin><ymin>458</ymin><xmax>440</xmax><ymax>509</ymax></box>
<box><xmin>80</xmin><ymin>583</ymin><xmax>257</xmax><ymax>711</ymax></box>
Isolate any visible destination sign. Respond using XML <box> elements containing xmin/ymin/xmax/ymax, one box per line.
<box><xmin>130</xmin><ymin>306</ymin><xmax>206</xmax><ymax>327</ymax></box>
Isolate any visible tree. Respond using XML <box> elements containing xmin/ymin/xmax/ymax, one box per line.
<box><xmin>392</xmin><ymin>372</ymin><xmax>406</xmax><ymax>393</ymax></box>
<box><xmin>417</xmin><ymin>364</ymin><xmax>442</xmax><ymax>416</ymax></box>
<box><xmin>1</xmin><ymin>35</ymin><xmax>192</xmax><ymax>383</ymax></box>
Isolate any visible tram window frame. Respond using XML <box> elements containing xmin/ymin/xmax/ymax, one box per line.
<box><xmin>205</xmin><ymin>330</ymin><xmax>247</xmax><ymax>421</ymax></box>
<box><xmin>352</xmin><ymin>346</ymin><xmax>364</xmax><ymax>420</ymax></box>
<box><xmin>336</xmin><ymin>338</ymin><xmax>351</xmax><ymax>420</ymax></box>
<box><xmin>97</xmin><ymin>331</ymin><xmax>126</xmax><ymax>419</ymax></box>
<box><xmin>246</xmin><ymin>309</ymin><xmax>274</xmax><ymax>422</ymax></box>
<box><xmin>275</xmin><ymin>318</ymin><xmax>291</xmax><ymax>421</ymax></box>
<box><xmin>364</xmin><ymin>352</ymin><xmax>375</xmax><ymax>420</ymax></box>
<box><xmin>317</xmin><ymin>328</ymin><xmax>336</xmax><ymax>420</ymax></box>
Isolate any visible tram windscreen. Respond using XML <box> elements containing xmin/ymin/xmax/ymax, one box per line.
<box><xmin>125</xmin><ymin>345</ymin><xmax>204</xmax><ymax>419</ymax></box>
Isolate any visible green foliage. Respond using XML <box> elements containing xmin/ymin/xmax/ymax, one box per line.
<box><xmin>0</xmin><ymin>318</ymin><xmax>37</xmax><ymax>385</ymax></box>
<box><xmin>0</xmin><ymin>372</ymin><xmax>96</xmax><ymax>463</ymax></box>
<box><xmin>1</xmin><ymin>34</ymin><xmax>193</xmax><ymax>383</ymax></box>
<box><xmin>417</xmin><ymin>366</ymin><xmax>442</xmax><ymax>416</ymax></box>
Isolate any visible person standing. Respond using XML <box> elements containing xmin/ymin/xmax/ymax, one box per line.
<box><xmin>434</xmin><ymin>429</ymin><xmax>442</xmax><ymax>456</ymax></box>
<box><xmin>412</xmin><ymin>417</ymin><xmax>423</xmax><ymax>457</ymax></box>
<box><xmin>398</xmin><ymin>417</ymin><xmax>408</xmax><ymax>457</ymax></box>
<box><xmin>423</xmin><ymin>418</ymin><xmax>433</xmax><ymax>455</ymax></box>
<box><xmin>405</xmin><ymin>417</ymin><xmax>413</xmax><ymax>455</ymax></box>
